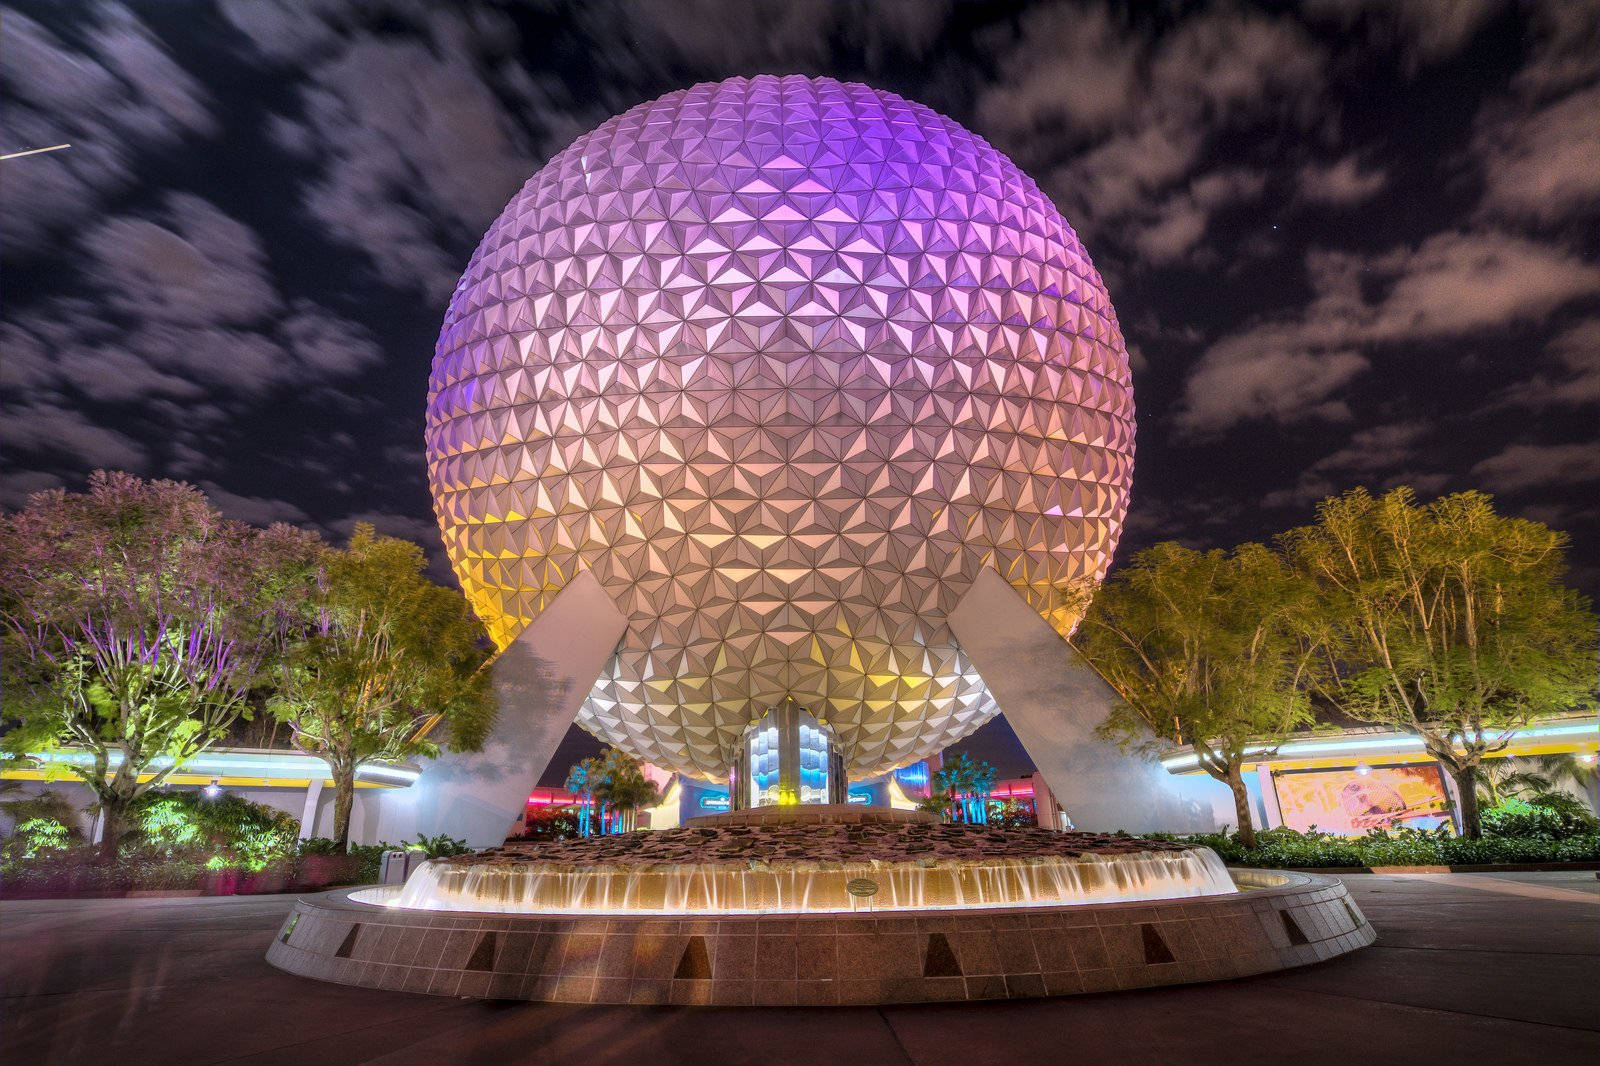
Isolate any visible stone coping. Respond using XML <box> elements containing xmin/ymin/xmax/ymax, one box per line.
<box><xmin>266</xmin><ymin>869</ymin><xmax>1374</xmax><ymax>1005</ymax></box>
<box><xmin>437</xmin><ymin>820</ymin><xmax>1196</xmax><ymax>872</ymax></box>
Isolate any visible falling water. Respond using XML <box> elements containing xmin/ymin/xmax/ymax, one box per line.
<box><xmin>377</xmin><ymin>848</ymin><xmax>1236</xmax><ymax>915</ymax></box>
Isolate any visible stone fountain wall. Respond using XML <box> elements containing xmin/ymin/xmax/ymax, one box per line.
<box><xmin>266</xmin><ymin>869</ymin><xmax>1373</xmax><ymax>1005</ymax></box>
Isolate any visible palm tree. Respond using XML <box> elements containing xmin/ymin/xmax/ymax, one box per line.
<box><xmin>591</xmin><ymin>748</ymin><xmax>661</xmax><ymax>832</ymax></box>
<box><xmin>1478</xmin><ymin>754</ymin><xmax>1599</xmax><ymax>812</ymax></box>
<box><xmin>564</xmin><ymin>757</ymin><xmax>602</xmax><ymax>837</ymax></box>
<box><xmin>934</xmin><ymin>753</ymin><xmax>1000</xmax><ymax>824</ymax></box>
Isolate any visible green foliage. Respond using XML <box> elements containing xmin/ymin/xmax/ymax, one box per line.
<box><xmin>344</xmin><ymin>842</ymin><xmax>396</xmax><ymax>883</ymax></box>
<box><xmin>267</xmin><ymin>523</ymin><xmax>496</xmax><ymax>845</ymax></box>
<box><xmin>0</xmin><ymin>471</ymin><xmax>322</xmax><ymax>855</ymax></box>
<box><xmin>988</xmin><ymin>799</ymin><xmax>1034</xmax><ymax>829</ymax></box>
<box><xmin>404</xmin><ymin>832</ymin><xmax>472</xmax><ymax>858</ymax></box>
<box><xmin>9</xmin><ymin>817</ymin><xmax>72</xmax><ymax>857</ymax></box>
<box><xmin>1152</xmin><ymin>824</ymin><xmax>1600</xmax><ymax>868</ymax></box>
<box><xmin>1284</xmin><ymin>488</ymin><xmax>1598</xmax><ymax>837</ymax></box>
<box><xmin>295</xmin><ymin>836</ymin><xmax>346</xmax><ymax>856</ymax></box>
<box><xmin>129</xmin><ymin>789</ymin><xmax>300</xmax><ymax>871</ymax></box>
<box><xmin>0</xmin><ymin>849</ymin><xmax>213</xmax><ymax>896</ymax></box>
<box><xmin>591</xmin><ymin>747</ymin><xmax>662</xmax><ymax>830</ymax></box>
<box><xmin>1075</xmin><ymin>541</ymin><xmax>1318</xmax><ymax>846</ymax></box>
<box><xmin>1481</xmin><ymin>798</ymin><xmax>1596</xmax><ymax>839</ymax></box>
<box><xmin>0</xmin><ymin>784</ymin><xmax>84</xmax><ymax>839</ymax></box>
<box><xmin>511</xmin><ymin>809</ymin><xmax>580</xmax><ymax>841</ymax></box>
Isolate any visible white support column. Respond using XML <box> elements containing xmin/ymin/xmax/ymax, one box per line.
<box><xmin>950</xmin><ymin>567</ymin><xmax>1226</xmax><ymax>834</ymax></box>
<box><xmin>298</xmin><ymin>778</ymin><xmax>324</xmax><ymax>840</ymax></box>
<box><xmin>372</xmin><ymin>571</ymin><xmax>629</xmax><ymax>849</ymax></box>
<box><xmin>1256</xmin><ymin>763</ymin><xmax>1285</xmax><ymax>829</ymax></box>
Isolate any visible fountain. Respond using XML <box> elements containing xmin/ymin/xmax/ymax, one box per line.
<box><xmin>357</xmin><ymin>809</ymin><xmax>1236</xmax><ymax>915</ymax></box>
<box><xmin>269</xmin><ymin>807</ymin><xmax>1374</xmax><ymax>1005</ymax></box>
<box><xmin>266</xmin><ymin>74</ymin><xmax>1375</xmax><ymax>1006</ymax></box>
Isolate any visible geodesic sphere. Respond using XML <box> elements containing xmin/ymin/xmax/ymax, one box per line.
<box><xmin>425</xmin><ymin>75</ymin><xmax>1134</xmax><ymax>781</ymax></box>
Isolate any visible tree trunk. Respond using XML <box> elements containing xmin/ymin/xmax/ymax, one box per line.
<box><xmin>1225</xmin><ymin>766</ymin><xmax>1257</xmax><ymax>849</ymax></box>
<box><xmin>97</xmin><ymin>798</ymin><xmax>126</xmax><ymax>863</ymax></box>
<box><xmin>1450</xmin><ymin>763</ymin><xmax>1482</xmax><ymax>839</ymax></box>
<box><xmin>332</xmin><ymin>763</ymin><xmax>357</xmax><ymax>848</ymax></box>
<box><xmin>96</xmin><ymin>758</ymin><xmax>140</xmax><ymax>863</ymax></box>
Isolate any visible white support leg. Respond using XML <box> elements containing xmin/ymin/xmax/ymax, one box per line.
<box><xmin>950</xmin><ymin>567</ymin><xmax>1225</xmax><ymax>834</ymax></box>
<box><xmin>298</xmin><ymin>778</ymin><xmax>324</xmax><ymax>840</ymax></box>
<box><xmin>372</xmin><ymin>571</ymin><xmax>629</xmax><ymax>849</ymax></box>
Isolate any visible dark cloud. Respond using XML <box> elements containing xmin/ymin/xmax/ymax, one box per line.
<box><xmin>1474</xmin><ymin>86</ymin><xmax>1600</xmax><ymax>225</ymax></box>
<box><xmin>1133</xmin><ymin>168</ymin><xmax>1268</xmax><ymax>264</ymax></box>
<box><xmin>1260</xmin><ymin>422</ymin><xmax>1437</xmax><ymax>510</ymax></box>
<box><xmin>1297</xmin><ymin>155</ymin><xmax>1389</xmax><ymax>205</ymax></box>
<box><xmin>248</xmin><ymin>9</ymin><xmax>565</xmax><ymax>300</ymax></box>
<box><xmin>1305</xmin><ymin>0</ymin><xmax>1504</xmax><ymax>66</ymax></box>
<box><xmin>973</xmin><ymin>3</ymin><xmax>1142</xmax><ymax>139</ymax></box>
<box><xmin>1502</xmin><ymin>320</ymin><xmax>1600</xmax><ymax>409</ymax></box>
<box><xmin>199</xmin><ymin>482</ymin><xmax>313</xmax><ymax>526</ymax></box>
<box><xmin>3</xmin><ymin>1</ymin><xmax>1598</xmax><ymax>599</ymax></box>
<box><xmin>3</xmin><ymin>402</ymin><xmax>150</xmax><ymax>473</ymax></box>
<box><xmin>83</xmin><ymin>193</ymin><xmax>280</xmax><ymax>326</ymax></box>
<box><xmin>976</xmin><ymin>5</ymin><xmax>1325</xmax><ymax>269</ymax></box>
<box><xmin>0</xmin><ymin>5</ymin><xmax>216</xmax><ymax>251</ymax></box>
<box><xmin>577</xmin><ymin>0</ymin><xmax>952</xmax><ymax>74</ymax></box>
<box><xmin>1177</xmin><ymin>231</ymin><xmax>1600</xmax><ymax>434</ymax></box>
<box><xmin>1473</xmin><ymin>443</ymin><xmax>1600</xmax><ymax>494</ymax></box>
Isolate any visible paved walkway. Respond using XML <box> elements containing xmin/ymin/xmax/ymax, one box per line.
<box><xmin>3</xmin><ymin>872</ymin><xmax>1596</xmax><ymax>1065</ymax></box>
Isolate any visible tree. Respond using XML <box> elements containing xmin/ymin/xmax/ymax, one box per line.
<box><xmin>590</xmin><ymin>747</ymin><xmax>661</xmax><ymax>833</ymax></box>
<box><xmin>933</xmin><ymin>752</ymin><xmax>999</xmax><ymax>825</ymax></box>
<box><xmin>564</xmin><ymin>757</ymin><xmax>602</xmax><ymax>837</ymax></box>
<box><xmin>1284</xmin><ymin>488</ymin><xmax>1597</xmax><ymax>838</ymax></box>
<box><xmin>268</xmin><ymin>525</ymin><xmax>496</xmax><ymax>847</ymax></box>
<box><xmin>1075</xmin><ymin>541</ymin><xmax>1318</xmax><ymax>848</ymax></box>
<box><xmin>0</xmin><ymin>472</ymin><xmax>318</xmax><ymax>859</ymax></box>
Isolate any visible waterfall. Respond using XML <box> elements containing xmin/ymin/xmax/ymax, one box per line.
<box><xmin>387</xmin><ymin>847</ymin><xmax>1236</xmax><ymax>915</ymax></box>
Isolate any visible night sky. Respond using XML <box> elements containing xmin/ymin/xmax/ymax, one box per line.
<box><xmin>5</xmin><ymin>2</ymin><xmax>1597</xmax><ymax>778</ymax></box>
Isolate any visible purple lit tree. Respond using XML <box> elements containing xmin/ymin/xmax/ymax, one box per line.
<box><xmin>0</xmin><ymin>472</ymin><xmax>320</xmax><ymax>859</ymax></box>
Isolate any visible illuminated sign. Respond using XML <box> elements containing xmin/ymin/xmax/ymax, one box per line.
<box><xmin>1273</xmin><ymin>764</ymin><xmax>1451</xmax><ymax>834</ymax></box>
<box><xmin>698</xmin><ymin>793</ymin><xmax>730</xmax><ymax>810</ymax></box>
<box><xmin>848</xmin><ymin>790</ymin><xmax>873</xmax><ymax>805</ymax></box>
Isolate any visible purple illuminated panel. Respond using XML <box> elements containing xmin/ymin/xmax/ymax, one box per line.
<box><xmin>426</xmin><ymin>75</ymin><xmax>1135</xmax><ymax>781</ymax></box>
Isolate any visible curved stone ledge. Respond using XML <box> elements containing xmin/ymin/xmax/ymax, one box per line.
<box><xmin>265</xmin><ymin>870</ymin><xmax>1373</xmax><ymax>1005</ymax></box>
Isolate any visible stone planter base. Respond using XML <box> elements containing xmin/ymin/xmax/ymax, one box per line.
<box><xmin>266</xmin><ymin>870</ymin><xmax>1373</xmax><ymax>1005</ymax></box>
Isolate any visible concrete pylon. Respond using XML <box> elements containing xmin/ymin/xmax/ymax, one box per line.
<box><xmin>372</xmin><ymin>571</ymin><xmax>628</xmax><ymax>848</ymax></box>
<box><xmin>949</xmin><ymin>567</ymin><xmax>1217</xmax><ymax>834</ymax></box>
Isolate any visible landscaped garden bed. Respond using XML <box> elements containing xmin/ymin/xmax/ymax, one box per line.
<box><xmin>1147</xmin><ymin>820</ymin><xmax>1599</xmax><ymax>871</ymax></box>
<box><xmin>0</xmin><ymin>788</ymin><xmax>466</xmax><ymax>900</ymax></box>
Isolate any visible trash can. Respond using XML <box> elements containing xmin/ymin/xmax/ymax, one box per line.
<box><xmin>380</xmin><ymin>849</ymin><xmax>427</xmax><ymax>884</ymax></box>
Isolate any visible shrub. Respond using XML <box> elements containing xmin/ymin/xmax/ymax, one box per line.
<box><xmin>1480</xmin><ymin>798</ymin><xmax>1594</xmax><ymax>839</ymax></box>
<box><xmin>1150</xmin><ymin>823</ymin><xmax>1599</xmax><ymax>868</ymax></box>
<box><xmin>405</xmin><ymin>832</ymin><xmax>472</xmax><ymax>858</ymax></box>
<box><xmin>510</xmin><ymin>809</ymin><xmax>580</xmax><ymax>842</ymax></box>
<box><xmin>296</xmin><ymin>836</ymin><xmax>346</xmax><ymax>856</ymax></box>
<box><xmin>7</xmin><ymin>817</ymin><xmax>73</xmax><ymax>858</ymax></box>
<box><xmin>128</xmin><ymin>790</ymin><xmax>299</xmax><ymax>871</ymax></box>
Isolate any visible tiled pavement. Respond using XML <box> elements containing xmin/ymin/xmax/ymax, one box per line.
<box><xmin>3</xmin><ymin>872</ymin><xmax>1596</xmax><ymax>1065</ymax></box>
